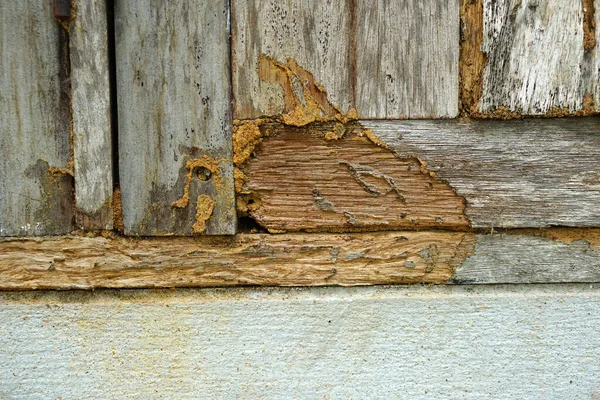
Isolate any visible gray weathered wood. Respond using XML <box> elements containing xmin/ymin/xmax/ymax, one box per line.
<box><xmin>451</xmin><ymin>232</ymin><xmax>600</xmax><ymax>284</ymax></box>
<box><xmin>231</xmin><ymin>0</ymin><xmax>354</xmax><ymax>119</ymax></box>
<box><xmin>363</xmin><ymin>117</ymin><xmax>600</xmax><ymax>228</ymax></box>
<box><xmin>70</xmin><ymin>0</ymin><xmax>113</xmax><ymax>230</ymax></box>
<box><xmin>0</xmin><ymin>1</ymin><xmax>73</xmax><ymax>236</ymax></box>
<box><xmin>116</xmin><ymin>0</ymin><xmax>235</xmax><ymax>235</ymax></box>
<box><xmin>1</xmin><ymin>285</ymin><xmax>600</xmax><ymax>398</ymax></box>
<box><xmin>356</xmin><ymin>0</ymin><xmax>460</xmax><ymax>118</ymax></box>
<box><xmin>479</xmin><ymin>0</ymin><xmax>600</xmax><ymax>115</ymax></box>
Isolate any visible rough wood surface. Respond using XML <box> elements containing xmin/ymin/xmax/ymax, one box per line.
<box><xmin>452</xmin><ymin>230</ymin><xmax>600</xmax><ymax>284</ymax></box>
<box><xmin>115</xmin><ymin>0</ymin><xmax>235</xmax><ymax>235</ymax></box>
<box><xmin>0</xmin><ymin>232</ymin><xmax>475</xmax><ymax>289</ymax></box>
<box><xmin>363</xmin><ymin>117</ymin><xmax>600</xmax><ymax>228</ymax></box>
<box><xmin>355</xmin><ymin>0</ymin><xmax>459</xmax><ymax>118</ymax></box>
<box><xmin>70</xmin><ymin>0</ymin><xmax>113</xmax><ymax>230</ymax></box>
<box><xmin>232</xmin><ymin>0</ymin><xmax>460</xmax><ymax>119</ymax></box>
<box><xmin>238</xmin><ymin>123</ymin><xmax>469</xmax><ymax>232</ymax></box>
<box><xmin>0</xmin><ymin>1</ymin><xmax>73</xmax><ymax>236</ymax></box>
<box><xmin>1</xmin><ymin>285</ymin><xmax>600</xmax><ymax>399</ymax></box>
<box><xmin>478</xmin><ymin>0</ymin><xmax>600</xmax><ymax>116</ymax></box>
<box><xmin>231</xmin><ymin>0</ymin><xmax>354</xmax><ymax>119</ymax></box>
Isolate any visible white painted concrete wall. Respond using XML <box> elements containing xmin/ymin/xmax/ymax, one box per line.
<box><xmin>1</xmin><ymin>284</ymin><xmax>599</xmax><ymax>399</ymax></box>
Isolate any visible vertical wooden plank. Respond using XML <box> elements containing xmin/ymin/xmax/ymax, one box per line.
<box><xmin>70</xmin><ymin>0</ymin><xmax>113</xmax><ymax>230</ymax></box>
<box><xmin>355</xmin><ymin>0</ymin><xmax>460</xmax><ymax>119</ymax></box>
<box><xmin>0</xmin><ymin>1</ymin><xmax>73</xmax><ymax>236</ymax></box>
<box><xmin>479</xmin><ymin>0</ymin><xmax>599</xmax><ymax>115</ymax></box>
<box><xmin>231</xmin><ymin>0</ymin><xmax>354</xmax><ymax>119</ymax></box>
<box><xmin>116</xmin><ymin>0</ymin><xmax>235</xmax><ymax>235</ymax></box>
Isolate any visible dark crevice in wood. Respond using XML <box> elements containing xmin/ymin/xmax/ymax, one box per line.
<box><xmin>106</xmin><ymin>0</ymin><xmax>120</xmax><ymax>191</ymax></box>
<box><xmin>583</xmin><ymin>0</ymin><xmax>596</xmax><ymax>52</ymax></box>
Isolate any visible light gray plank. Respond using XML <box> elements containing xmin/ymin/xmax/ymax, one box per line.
<box><xmin>70</xmin><ymin>0</ymin><xmax>113</xmax><ymax>230</ymax></box>
<box><xmin>356</xmin><ymin>0</ymin><xmax>460</xmax><ymax>118</ymax></box>
<box><xmin>364</xmin><ymin>117</ymin><xmax>600</xmax><ymax>228</ymax></box>
<box><xmin>479</xmin><ymin>0</ymin><xmax>600</xmax><ymax>115</ymax></box>
<box><xmin>231</xmin><ymin>0</ymin><xmax>354</xmax><ymax>119</ymax></box>
<box><xmin>116</xmin><ymin>0</ymin><xmax>235</xmax><ymax>235</ymax></box>
<box><xmin>1</xmin><ymin>285</ymin><xmax>600</xmax><ymax>399</ymax></box>
<box><xmin>0</xmin><ymin>1</ymin><xmax>73</xmax><ymax>236</ymax></box>
<box><xmin>452</xmin><ymin>233</ymin><xmax>600</xmax><ymax>284</ymax></box>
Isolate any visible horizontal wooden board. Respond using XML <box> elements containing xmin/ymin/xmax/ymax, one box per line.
<box><xmin>0</xmin><ymin>231</ymin><xmax>475</xmax><ymax>289</ymax></box>
<box><xmin>70</xmin><ymin>0</ymin><xmax>113</xmax><ymax>230</ymax></box>
<box><xmin>364</xmin><ymin>117</ymin><xmax>600</xmax><ymax>228</ymax></box>
<box><xmin>478</xmin><ymin>0</ymin><xmax>600</xmax><ymax>115</ymax></box>
<box><xmin>1</xmin><ymin>228</ymin><xmax>600</xmax><ymax>289</ymax></box>
<box><xmin>1</xmin><ymin>284</ymin><xmax>600</xmax><ymax>398</ymax></box>
<box><xmin>116</xmin><ymin>0</ymin><xmax>235</xmax><ymax>235</ymax></box>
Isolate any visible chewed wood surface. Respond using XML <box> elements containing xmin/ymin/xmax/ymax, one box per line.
<box><xmin>0</xmin><ymin>232</ymin><xmax>475</xmax><ymax>289</ymax></box>
<box><xmin>0</xmin><ymin>1</ymin><xmax>73</xmax><ymax>236</ymax></box>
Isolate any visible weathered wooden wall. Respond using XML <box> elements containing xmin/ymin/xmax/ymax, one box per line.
<box><xmin>0</xmin><ymin>1</ymin><xmax>73</xmax><ymax>236</ymax></box>
<box><xmin>1</xmin><ymin>285</ymin><xmax>599</xmax><ymax>398</ymax></box>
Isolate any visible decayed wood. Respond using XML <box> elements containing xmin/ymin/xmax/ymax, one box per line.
<box><xmin>363</xmin><ymin>117</ymin><xmax>600</xmax><ymax>228</ymax></box>
<box><xmin>355</xmin><ymin>0</ymin><xmax>459</xmax><ymax>118</ymax></box>
<box><xmin>459</xmin><ymin>0</ymin><xmax>485</xmax><ymax>115</ymax></box>
<box><xmin>0</xmin><ymin>1</ymin><xmax>73</xmax><ymax>236</ymax></box>
<box><xmin>115</xmin><ymin>0</ymin><xmax>235</xmax><ymax>235</ymax></box>
<box><xmin>0</xmin><ymin>232</ymin><xmax>475</xmax><ymax>289</ymax></box>
<box><xmin>238</xmin><ymin>123</ymin><xmax>469</xmax><ymax>233</ymax></box>
<box><xmin>478</xmin><ymin>0</ymin><xmax>599</xmax><ymax>116</ymax></box>
<box><xmin>70</xmin><ymin>0</ymin><xmax>113</xmax><ymax>230</ymax></box>
<box><xmin>451</xmin><ymin>229</ymin><xmax>600</xmax><ymax>284</ymax></box>
<box><xmin>231</xmin><ymin>0</ymin><xmax>354</xmax><ymax>119</ymax></box>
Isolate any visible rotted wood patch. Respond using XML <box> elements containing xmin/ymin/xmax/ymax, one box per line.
<box><xmin>234</xmin><ymin>56</ymin><xmax>469</xmax><ymax>233</ymax></box>
<box><xmin>0</xmin><ymin>232</ymin><xmax>476</xmax><ymax>290</ymax></box>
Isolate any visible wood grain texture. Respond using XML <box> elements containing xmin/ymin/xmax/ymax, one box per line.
<box><xmin>0</xmin><ymin>232</ymin><xmax>475</xmax><ymax>289</ymax></box>
<box><xmin>452</xmin><ymin>231</ymin><xmax>600</xmax><ymax>284</ymax></box>
<box><xmin>1</xmin><ymin>285</ymin><xmax>600</xmax><ymax>398</ymax></box>
<box><xmin>238</xmin><ymin>123</ymin><xmax>469</xmax><ymax>233</ymax></box>
<box><xmin>363</xmin><ymin>117</ymin><xmax>600</xmax><ymax>228</ymax></box>
<box><xmin>231</xmin><ymin>0</ymin><xmax>354</xmax><ymax>119</ymax></box>
<box><xmin>355</xmin><ymin>0</ymin><xmax>460</xmax><ymax>118</ymax></box>
<box><xmin>0</xmin><ymin>1</ymin><xmax>73</xmax><ymax>236</ymax></box>
<box><xmin>70</xmin><ymin>0</ymin><xmax>113</xmax><ymax>230</ymax></box>
<box><xmin>115</xmin><ymin>0</ymin><xmax>235</xmax><ymax>235</ymax></box>
<box><xmin>479</xmin><ymin>0</ymin><xmax>600</xmax><ymax>115</ymax></box>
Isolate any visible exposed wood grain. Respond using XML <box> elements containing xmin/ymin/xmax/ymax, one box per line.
<box><xmin>70</xmin><ymin>0</ymin><xmax>113</xmax><ymax>230</ymax></box>
<box><xmin>479</xmin><ymin>0</ymin><xmax>599</xmax><ymax>115</ymax></box>
<box><xmin>0</xmin><ymin>1</ymin><xmax>73</xmax><ymax>236</ymax></box>
<box><xmin>363</xmin><ymin>117</ymin><xmax>600</xmax><ymax>228</ymax></box>
<box><xmin>231</xmin><ymin>0</ymin><xmax>354</xmax><ymax>119</ymax></box>
<box><xmin>115</xmin><ymin>0</ymin><xmax>235</xmax><ymax>235</ymax></box>
<box><xmin>355</xmin><ymin>0</ymin><xmax>460</xmax><ymax>118</ymax></box>
<box><xmin>451</xmin><ymin>231</ymin><xmax>600</xmax><ymax>284</ymax></box>
<box><xmin>238</xmin><ymin>123</ymin><xmax>469</xmax><ymax>233</ymax></box>
<box><xmin>0</xmin><ymin>232</ymin><xmax>475</xmax><ymax>289</ymax></box>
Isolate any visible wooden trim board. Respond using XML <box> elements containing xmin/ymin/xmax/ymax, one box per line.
<box><xmin>1</xmin><ymin>229</ymin><xmax>599</xmax><ymax>290</ymax></box>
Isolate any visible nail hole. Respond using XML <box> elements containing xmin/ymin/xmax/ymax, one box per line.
<box><xmin>195</xmin><ymin>167</ymin><xmax>212</xmax><ymax>181</ymax></box>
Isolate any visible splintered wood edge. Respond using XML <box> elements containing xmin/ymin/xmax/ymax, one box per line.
<box><xmin>1</xmin><ymin>228</ymin><xmax>600</xmax><ymax>290</ymax></box>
